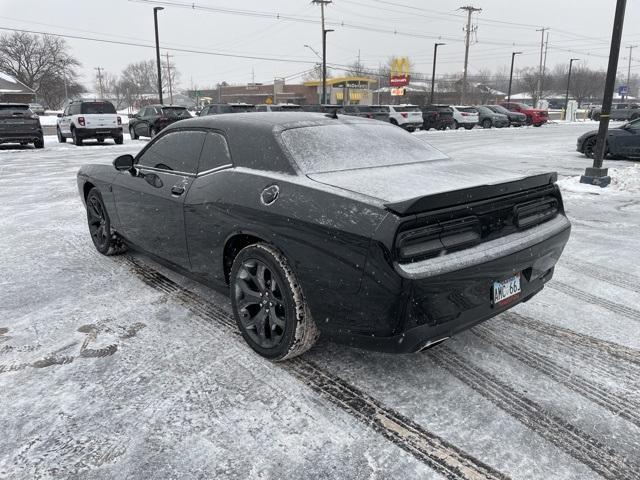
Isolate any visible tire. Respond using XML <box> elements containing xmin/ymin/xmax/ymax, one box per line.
<box><xmin>85</xmin><ymin>188</ymin><xmax>127</xmax><ymax>256</ymax></box>
<box><xmin>482</xmin><ymin>119</ymin><xmax>492</xmax><ymax>129</ymax></box>
<box><xmin>583</xmin><ymin>136</ymin><xmax>598</xmax><ymax>158</ymax></box>
<box><xmin>453</xmin><ymin>120</ymin><xmax>460</xmax><ymax>129</ymax></box>
<box><xmin>230</xmin><ymin>243</ymin><xmax>319</xmax><ymax>361</ymax></box>
<box><xmin>34</xmin><ymin>137</ymin><xmax>44</xmax><ymax>149</ymax></box>
<box><xmin>72</xmin><ymin>128</ymin><xmax>82</xmax><ymax>146</ymax></box>
<box><xmin>114</xmin><ymin>135</ymin><xmax>124</xmax><ymax>145</ymax></box>
<box><xmin>464</xmin><ymin>124</ymin><xmax>474</xmax><ymax>130</ymax></box>
<box><xmin>97</xmin><ymin>138</ymin><xmax>105</xmax><ymax>144</ymax></box>
<box><xmin>406</xmin><ymin>126</ymin><xmax>415</xmax><ymax>132</ymax></box>
<box><xmin>389</xmin><ymin>119</ymin><xmax>399</xmax><ymax>127</ymax></box>
<box><xmin>57</xmin><ymin>127</ymin><xmax>66</xmax><ymax>143</ymax></box>
<box><xmin>150</xmin><ymin>126</ymin><xmax>158</xmax><ymax>138</ymax></box>
<box><xmin>129</xmin><ymin>126</ymin><xmax>138</xmax><ymax>140</ymax></box>
<box><xmin>525</xmin><ymin>115</ymin><xmax>533</xmax><ymax>126</ymax></box>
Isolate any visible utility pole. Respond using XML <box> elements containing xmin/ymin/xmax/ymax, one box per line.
<box><xmin>564</xmin><ymin>58</ymin><xmax>580</xmax><ymax>117</ymax></box>
<box><xmin>94</xmin><ymin>67</ymin><xmax>104</xmax><ymax>99</ymax></box>
<box><xmin>459</xmin><ymin>6</ymin><xmax>481</xmax><ymax>104</ymax></box>
<box><xmin>535</xmin><ymin>27</ymin><xmax>549</xmax><ymax>106</ymax></box>
<box><xmin>165</xmin><ymin>52</ymin><xmax>174</xmax><ymax>104</ymax></box>
<box><xmin>153</xmin><ymin>6</ymin><xmax>164</xmax><ymax>104</ymax></box>
<box><xmin>430</xmin><ymin>43</ymin><xmax>445</xmax><ymax>105</ymax></box>
<box><xmin>312</xmin><ymin>0</ymin><xmax>332</xmax><ymax>104</ymax></box>
<box><xmin>625</xmin><ymin>45</ymin><xmax>637</xmax><ymax>100</ymax></box>
<box><xmin>580</xmin><ymin>0</ymin><xmax>627</xmax><ymax>188</ymax></box>
<box><xmin>540</xmin><ymin>31</ymin><xmax>550</xmax><ymax>94</ymax></box>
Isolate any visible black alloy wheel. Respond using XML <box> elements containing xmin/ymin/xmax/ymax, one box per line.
<box><xmin>85</xmin><ymin>188</ymin><xmax>126</xmax><ymax>256</ymax></box>
<box><xmin>231</xmin><ymin>244</ymin><xmax>319</xmax><ymax>361</ymax></box>
<box><xmin>583</xmin><ymin>136</ymin><xmax>598</xmax><ymax>159</ymax></box>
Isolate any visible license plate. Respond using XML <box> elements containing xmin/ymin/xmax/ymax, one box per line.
<box><xmin>492</xmin><ymin>274</ymin><xmax>521</xmax><ymax>305</ymax></box>
<box><xmin>97</xmin><ymin>130</ymin><xmax>110</xmax><ymax>134</ymax></box>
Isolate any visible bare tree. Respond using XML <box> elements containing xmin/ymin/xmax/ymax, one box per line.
<box><xmin>515</xmin><ymin>67</ymin><xmax>540</xmax><ymax>106</ymax></box>
<box><xmin>302</xmin><ymin>64</ymin><xmax>332</xmax><ymax>81</ymax></box>
<box><xmin>0</xmin><ymin>32</ymin><xmax>82</xmax><ymax>108</ymax></box>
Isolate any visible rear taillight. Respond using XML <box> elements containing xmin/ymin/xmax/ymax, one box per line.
<box><xmin>117</xmin><ymin>116</ymin><xmax>122</xmax><ymax>125</ymax></box>
<box><xmin>401</xmin><ymin>112</ymin><xmax>408</xmax><ymax>118</ymax></box>
<box><xmin>396</xmin><ymin>216</ymin><xmax>481</xmax><ymax>261</ymax></box>
<box><xmin>78</xmin><ymin>116</ymin><xmax>85</xmax><ymax>126</ymax></box>
<box><xmin>367</xmin><ymin>113</ymin><xmax>373</xmax><ymax>118</ymax></box>
<box><xmin>461</xmin><ymin>112</ymin><xmax>470</xmax><ymax>117</ymax></box>
<box><xmin>514</xmin><ymin>197</ymin><xmax>558</xmax><ymax>229</ymax></box>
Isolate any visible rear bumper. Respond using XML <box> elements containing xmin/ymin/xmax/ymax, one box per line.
<box><xmin>328</xmin><ymin>215</ymin><xmax>571</xmax><ymax>353</ymax></box>
<box><xmin>75</xmin><ymin>127</ymin><xmax>122</xmax><ymax>139</ymax></box>
<box><xmin>0</xmin><ymin>129</ymin><xmax>43</xmax><ymax>143</ymax></box>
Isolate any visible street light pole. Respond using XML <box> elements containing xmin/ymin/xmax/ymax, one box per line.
<box><xmin>322</xmin><ymin>28</ymin><xmax>333</xmax><ymax>104</ymax></box>
<box><xmin>580</xmin><ymin>0</ymin><xmax>627</xmax><ymax>187</ymax></box>
<box><xmin>430</xmin><ymin>43</ymin><xmax>445</xmax><ymax>105</ymax></box>
<box><xmin>153</xmin><ymin>7</ymin><xmax>164</xmax><ymax>104</ymax></box>
<box><xmin>507</xmin><ymin>52</ymin><xmax>522</xmax><ymax>102</ymax></box>
<box><xmin>564</xmin><ymin>58</ymin><xmax>579</xmax><ymax>117</ymax></box>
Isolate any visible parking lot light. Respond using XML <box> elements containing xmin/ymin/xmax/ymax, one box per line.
<box><xmin>507</xmin><ymin>52</ymin><xmax>522</xmax><ymax>102</ymax></box>
<box><xmin>430</xmin><ymin>43</ymin><xmax>445</xmax><ymax>105</ymax></box>
<box><xmin>580</xmin><ymin>0</ymin><xmax>627</xmax><ymax>188</ymax></box>
<box><xmin>564</xmin><ymin>58</ymin><xmax>580</xmax><ymax>118</ymax></box>
<box><xmin>153</xmin><ymin>6</ymin><xmax>164</xmax><ymax>105</ymax></box>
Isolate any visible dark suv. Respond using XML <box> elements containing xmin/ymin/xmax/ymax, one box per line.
<box><xmin>0</xmin><ymin>103</ymin><xmax>44</xmax><ymax>148</ymax></box>
<box><xmin>199</xmin><ymin>103</ymin><xmax>255</xmax><ymax>115</ymax></box>
<box><xmin>128</xmin><ymin>105</ymin><xmax>191</xmax><ymax>139</ymax></box>
<box><xmin>421</xmin><ymin>105</ymin><xmax>455</xmax><ymax>130</ymax></box>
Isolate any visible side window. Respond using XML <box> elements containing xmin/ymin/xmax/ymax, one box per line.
<box><xmin>198</xmin><ymin>132</ymin><xmax>232</xmax><ymax>173</ymax></box>
<box><xmin>69</xmin><ymin>104</ymin><xmax>80</xmax><ymax>115</ymax></box>
<box><xmin>139</xmin><ymin>108</ymin><xmax>147</xmax><ymax>117</ymax></box>
<box><xmin>137</xmin><ymin>130</ymin><xmax>206</xmax><ymax>173</ymax></box>
<box><xmin>63</xmin><ymin>106</ymin><xmax>70</xmax><ymax>116</ymax></box>
<box><xmin>256</xmin><ymin>105</ymin><xmax>267</xmax><ymax>112</ymax></box>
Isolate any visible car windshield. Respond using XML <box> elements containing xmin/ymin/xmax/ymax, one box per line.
<box><xmin>0</xmin><ymin>105</ymin><xmax>31</xmax><ymax>117</ymax></box>
<box><xmin>280</xmin><ymin>123</ymin><xmax>448</xmax><ymax>174</ymax></box>
<box><xmin>475</xmin><ymin>106</ymin><xmax>492</xmax><ymax>114</ymax></box>
<box><xmin>393</xmin><ymin>106</ymin><xmax>420</xmax><ymax>112</ymax></box>
<box><xmin>162</xmin><ymin>107</ymin><xmax>191</xmax><ymax>118</ymax></box>
<box><xmin>80</xmin><ymin>102</ymin><xmax>116</xmax><ymax>114</ymax></box>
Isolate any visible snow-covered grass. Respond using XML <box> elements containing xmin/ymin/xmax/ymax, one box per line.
<box><xmin>0</xmin><ymin>124</ymin><xmax>639</xmax><ymax>479</ymax></box>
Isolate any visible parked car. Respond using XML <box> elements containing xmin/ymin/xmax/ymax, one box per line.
<box><xmin>500</xmin><ymin>102</ymin><xmax>548</xmax><ymax>127</ymax></box>
<box><xmin>77</xmin><ymin>112</ymin><xmax>571</xmax><ymax>360</ymax></box>
<box><xmin>451</xmin><ymin>106</ymin><xmax>479</xmax><ymax>129</ymax></box>
<box><xmin>474</xmin><ymin>106</ymin><xmax>509</xmax><ymax>128</ymax></box>
<box><xmin>57</xmin><ymin>100</ymin><xmax>123</xmax><ymax>146</ymax></box>
<box><xmin>484</xmin><ymin>104</ymin><xmax>527</xmax><ymax>127</ymax></box>
<box><xmin>421</xmin><ymin>105</ymin><xmax>456</xmax><ymax>130</ymax></box>
<box><xmin>128</xmin><ymin>105</ymin><xmax>191</xmax><ymax>139</ymax></box>
<box><xmin>301</xmin><ymin>104</ymin><xmax>342</xmax><ymax>113</ymax></box>
<box><xmin>342</xmin><ymin>105</ymin><xmax>389</xmax><ymax>122</ymax></box>
<box><xmin>577</xmin><ymin>117</ymin><xmax>640</xmax><ymax>158</ymax></box>
<box><xmin>378</xmin><ymin>104</ymin><xmax>423</xmax><ymax>131</ymax></box>
<box><xmin>28</xmin><ymin>103</ymin><xmax>45</xmax><ymax>116</ymax></box>
<box><xmin>255</xmin><ymin>103</ymin><xmax>302</xmax><ymax>112</ymax></box>
<box><xmin>590</xmin><ymin>103</ymin><xmax>640</xmax><ymax>121</ymax></box>
<box><xmin>0</xmin><ymin>103</ymin><xmax>43</xmax><ymax>148</ymax></box>
<box><xmin>199</xmin><ymin>103</ymin><xmax>254</xmax><ymax>116</ymax></box>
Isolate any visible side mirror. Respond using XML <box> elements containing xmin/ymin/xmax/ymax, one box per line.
<box><xmin>57</xmin><ymin>113</ymin><xmax>62</xmax><ymax>118</ymax></box>
<box><xmin>113</xmin><ymin>154</ymin><xmax>135</xmax><ymax>172</ymax></box>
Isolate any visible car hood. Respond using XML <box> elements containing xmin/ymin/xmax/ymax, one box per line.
<box><xmin>307</xmin><ymin>159</ymin><xmax>547</xmax><ymax>206</ymax></box>
<box><xmin>579</xmin><ymin>127</ymin><xmax>627</xmax><ymax>140</ymax></box>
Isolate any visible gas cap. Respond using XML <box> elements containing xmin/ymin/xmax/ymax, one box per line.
<box><xmin>260</xmin><ymin>184</ymin><xmax>280</xmax><ymax>205</ymax></box>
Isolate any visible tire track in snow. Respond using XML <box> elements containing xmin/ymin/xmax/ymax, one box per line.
<box><xmin>472</xmin><ymin>325</ymin><xmax>640</xmax><ymax>428</ymax></box>
<box><xmin>428</xmin><ymin>346</ymin><xmax>639</xmax><ymax>480</ymax></box>
<box><xmin>122</xmin><ymin>255</ymin><xmax>509</xmax><ymax>480</ymax></box>
<box><xmin>502</xmin><ymin>312</ymin><xmax>640</xmax><ymax>368</ymax></box>
<box><xmin>562</xmin><ymin>258</ymin><xmax>640</xmax><ymax>294</ymax></box>
<box><xmin>549</xmin><ymin>281</ymin><xmax>640</xmax><ymax>322</ymax></box>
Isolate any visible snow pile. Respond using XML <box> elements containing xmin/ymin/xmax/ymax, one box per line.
<box><xmin>558</xmin><ymin>164</ymin><xmax>640</xmax><ymax>195</ymax></box>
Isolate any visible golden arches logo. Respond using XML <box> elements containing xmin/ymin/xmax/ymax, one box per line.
<box><xmin>391</xmin><ymin>57</ymin><xmax>410</xmax><ymax>77</ymax></box>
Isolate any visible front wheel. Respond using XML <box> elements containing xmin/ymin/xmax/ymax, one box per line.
<box><xmin>34</xmin><ymin>137</ymin><xmax>44</xmax><ymax>149</ymax></box>
<box><xmin>150</xmin><ymin>126</ymin><xmax>158</xmax><ymax>138</ymax></box>
<box><xmin>482</xmin><ymin>119</ymin><xmax>492</xmax><ymax>129</ymax></box>
<box><xmin>129</xmin><ymin>126</ymin><xmax>138</xmax><ymax>140</ymax></box>
<box><xmin>583</xmin><ymin>136</ymin><xmax>598</xmax><ymax>158</ymax></box>
<box><xmin>230</xmin><ymin>243</ymin><xmax>319</xmax><ymax>361</ymax></box>
<box><xmin>57</xmin><ymin>127</ymin><xmax>66</xmax><ymax>143</ymax></box>
<box><xmin>85</xmin><ymin>188</ymin><xmax>127</xmax><ymax>256</ymax></box>
<box><xmin>453</xmin><ymin>120</ymin><xmax>460</xmax><ymax>130</ymax></box>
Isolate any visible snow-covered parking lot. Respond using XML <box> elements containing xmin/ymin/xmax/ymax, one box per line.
<box><xmin>1</xmin><ymin>123</ymin><xmax>639</xmax><ymax>480</ymax></box>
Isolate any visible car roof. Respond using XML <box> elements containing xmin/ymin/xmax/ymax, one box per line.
<box><xmin>0</xmin><ymin>102</ymin><xmax>29</xmax><ymax>107</ymax></box>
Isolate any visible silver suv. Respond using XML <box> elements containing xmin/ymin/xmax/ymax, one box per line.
<box><xmin>57</xmin><ymin>100</ymin><xmax>123</xmax><ymax>146</ymax></box>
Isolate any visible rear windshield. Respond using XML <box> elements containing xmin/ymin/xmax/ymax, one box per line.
<box><xmin>280</xmin><ymin>123</ymin><xmax>448</xmax><ymax>174</ymax></box>
<box><xmin>81</xmin><ymin>102</ymin><xmax>116</xmax><ymax>114</ymax></box>
<box><xmin>0</xmin><ymin>105</ymin><xmax>31</xmax><ymax>116</ymax></box>
<box><xmin>162</xmin><ymin>107</ymin><xmax>191</xmax><ymax>118</ymax></box>
<box><xmin>278</xmin><ymin>105</ymin><xmax>302</xmax><ymax>111</ymax></box>
<box><xmin>458</xmin><ymin>107</ymin><xmax>478</xmax><ymax>113</ymax></box>
<box><xmin>393</xmin><ymin>106</ymin><xmax>420</xmax><ymax>112</ymax></box>
<box><xmin>487</xmin><ymin>105</ymin><xmax>509</xmax><ymax>114</ymax></box>
<box><xmin>229</xmin><ymin>105</ymin><xmax>254</xmax><ymax>112</ymax></box>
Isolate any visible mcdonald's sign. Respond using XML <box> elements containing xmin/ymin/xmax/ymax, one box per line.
<box><xmin>390</xmin><ymin>57</ymin><xmax>410</xmax><ymax>87</ymax></box>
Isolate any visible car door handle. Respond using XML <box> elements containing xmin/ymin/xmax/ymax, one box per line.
<box><xmin>171</xmin><ymin>186</ymin><xmax>185</xmax><ymax>196</ymax></box>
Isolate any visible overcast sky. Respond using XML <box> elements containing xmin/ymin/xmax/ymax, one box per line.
<box><xmin>1</xmin><ymin>0</ymin><xmax>639</xmax><ymax>90</ymax></box>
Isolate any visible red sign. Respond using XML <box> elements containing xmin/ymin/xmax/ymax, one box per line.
<box><xmin>390</xmin><ymin>75</ymin><xmax>409</xmax><ymax>87</ymax></box>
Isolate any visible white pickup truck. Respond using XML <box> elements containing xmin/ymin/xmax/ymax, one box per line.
<box><xmin>57</xmin><ymin>100</ymin><xmax>123</xmax><ymax>146</ymax></box>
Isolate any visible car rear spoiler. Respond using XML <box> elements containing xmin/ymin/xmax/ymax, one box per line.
<box><xmin>383</xmin><ymin>172</ymin><xmax>558</xmax><ymax>216</ymax></box>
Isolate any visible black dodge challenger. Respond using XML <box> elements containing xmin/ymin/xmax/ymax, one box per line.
<box><xmin>77</xmin><ymin>112</ymin><xmax>571</xmax><ymax>360</ymax></box>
